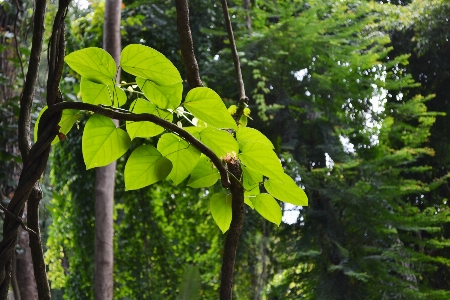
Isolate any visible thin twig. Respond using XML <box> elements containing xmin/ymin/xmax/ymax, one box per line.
<box><xmin>220</xmin><ymin>0</ymin><xmax>249</xmax><ymax>123</ymax></box>
<box><xmin>0</xmin><ymin>204</ymin><xmax>37</xmax><ymax>239</ymax></box>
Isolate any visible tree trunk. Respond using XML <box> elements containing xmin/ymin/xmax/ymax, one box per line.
<box><xmin>16</xmin><ymin>208</ymin><xmax>38</xmax><ymax>300</ymax></box>
<box><xmin>94</xmin><ymin>0</ymin><xmax>121</xmax><ymax>299</ymax></box>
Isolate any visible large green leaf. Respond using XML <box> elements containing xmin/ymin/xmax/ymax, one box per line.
<box><xmin>157</xmin><ymin>133</ymin><xmax>200</xmax><ymax>185</ymax></box>
<box><xmin>184</xmin><ymin>87</ymin><xmax>237</xmax><ymax>130</ymax></box>
<box><xmin>252</xmin><ymin>193</ymin><xmax>282</xmax><ymax>226</ymax></box>
<box><xmin>124</xmin><ymin>145</ymin><xmax>172</xmax><ymax>190</ymax></box>
<box><xmin>187</xmin><ymin>156</ymin><xmax>220</xmax><ymax>188</ymax></box>
<box><xmin>65</xmin><ymin>47</ymin><xmax>116</xmax><ymax>84</ymax></box>
<box><xmin>120</xmin><ymin>44</ymin><xmax>182</xmax><ymax>86</ymax></box>
<box><xmin>80</xmin><ymin>78</ymin><xmax>126</xmax><ymax>107</ymax></box>
<box><xmin>244</xmin><ymin>197</ymin><xmax>255</xmax><ymax>209</ymax></box>
<box><xmin>239</xmin><ymin>142</ymin><xmax>285</xmax><ymax>182</ymax></box>
<box><xmin>210</xmin><ymin>192</ymin><xmax>232</xmax><ymax>233</ymax></box>
<box><xmin>34</xmin><ymin>106</ymin><xmax>82</xmax><ymax>145</ymax></box>
<box><xmin>82</xmin><ymin>114</ymin><xmax>130</xmax><ymax>169</ymax></box>
<box><xmin>264</xmin><ymin>173</ymin><xmax>308</xmax><ymax>206</ymax></box>
<box><xmin>199</xmin><ymin>127</ymin><xmax>239</xmax><ymax>159</ymax></box>
<box><xmin>183</xmin><ymin>126</ymin><xmax>204</xmax><ymax>140</ymax></box>
<box><xmin>136</xmin><ymin>77</ymin><xmax>182</xmax><ymax>109</ymax></box>
<box><xmin>177</xmin><ymin>265</ymin><xmax>201</xmax><ymax>300</ymax></box>
<box><xmin>236</xmin><ymin>127</ymin><xmax>274</xmax><ymax>150</ymax></box>
<box><xmin>242</xmin><ymin>165</ymin><xmax>263</xmax><ymax>190</ymax></box>
<box><xmin>126</xmin><ymin>98</ymin><xmax>173</xmax><ymax>139</ymax></box>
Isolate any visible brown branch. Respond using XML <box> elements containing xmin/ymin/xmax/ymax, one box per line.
<box><xmin>0</xmin><ymin>204</ymin><xmax>37</xmax><ymax>238</ymax></box>
<box><xmin>44</xmin><ymin>102</ymin><xmax>231</xmax><ymax>188</ymax></box>
<box><xmin>220</xmin><ymin>160</ymin><xmax>245</xmax><ymax>300</ymax></box>
<box><xmin>28</xmin><ymin>186</ymin><xmax>50</xmax><ymax>300</ymax></box>
<box><xmin>13</xmin><ymin>0</ymin><xmax>24</xmax><ymax>81</ymax></box>
<box><xmin>220</xmin><ymin>0</ymin><xmax>248</xmax><ymax>123</ymax></box>
<box><xmin>18</xmin><ymin>0</ymin><xmax>47</xmax><ymax>162</ymax></box>
<box><xmin>175</xmin><ymin>0</ymin><xmax>203</xmax><ymax>88</ymax></box>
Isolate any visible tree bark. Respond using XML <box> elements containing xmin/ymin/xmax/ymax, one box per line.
<box><xmin>16</xmin><ymin>205</ymin><xmax>37</xmax><ymax>300</ymax></box>
<box><xmin>220</xmin><ymin>161</ymin><xmax>245</xmax><ymax>300</ymax></box>
<box><xmin>94</xmin><ymin>0</ymin><xmax>121</xmax><ymax>298</ymax></box>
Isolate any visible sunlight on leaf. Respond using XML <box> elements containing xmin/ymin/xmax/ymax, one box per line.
<box><xmin>121</xmin><ymin>44</ymin><xmax>182</xmax><ymax>86</ymax></box>
<box><xmin>65</xmin><ymin>47</ymin><xmax>116</xmax><ymax>84</ymax></box>
<box><xmin>126</xmin><ymin>98</ymin><xmax>173</xmax><ymax>139</ymax></box>
<box><xmin>252</xmin><ymin>193</ymin><xmax>282</xmax><ymax>226</ymax></box>
<box><xmin>210</xmin><ymin>192</ymin><xmax>232</xmax><ymax>233</ymax></box>
<box><xmin>82</xmin><ymin>114</ymin><xmax>130</xmax><ymax>169</ymax></box>
<box><xmin>184</xmin><ymin>87</ymin><xmax>237</xmax><ymax>130</ymax></box>
<box><xmin>157</xmin><ymin>133</ymin><xmax>201</xmax><ymax>185</ymax></box>
<box><xmin>124</xmin><ymin>145</ymin><xmax>172</xmax><ymax>190</ymax></box>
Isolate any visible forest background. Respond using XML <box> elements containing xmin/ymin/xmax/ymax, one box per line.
<box><xmin>2</xmin><ymin>0</ymin><xmax>450</xmax><ymax>299</ymax></box>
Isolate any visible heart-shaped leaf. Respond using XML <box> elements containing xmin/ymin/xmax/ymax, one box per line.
<box><xmin>187</xmin><ymin>156</ymin><xmax>220</xmax><ymax>188</ymax></box>
<box><xmin>124</xmin><ymin>145</ymin><xmax>172</xmax><ymax>190</ymax></box>
<box><xmin>126</xmin><ymin>98</ymin><xmax>173</xmax><ymax>139</ymax></box>
<box><xmin>199</xmin><ymin>127</ymin><xmax>239</xmax><ymax>159</ymax></box>
<box><xmin>157</xmin><ymin>133</ymin><xmax>201</xmax><ymax>185</ymax></box>
<box><xmin>81</xmin><ymin>78</ymin><xmax>126</xmax><ymax>107</ymax></box>
<box><xmin>82</xmin><ymin>114</ymin><xmax>130</xmax><ymax>169</ymax></box>
<box><xmin>121</xmin><ymin>44</ymin><xmax>182</xmax><ymax>86</ymax></box>
<box><xmin>264</xmin><ymin>173</ymin><xmax>308</xmax><ymax>206</ymax></box>
<box><xmin>210</xmin><ymin>192</ymin><xmax>232</xmax><ymax>233</ymax></box>
<box><xmin>136</xmin><ymin>77</ymin><xmax>182</xmax><ymax>109</ymax></box>
<box><xmin>239</xmin><ymin>142</ymin><xmax>285</xmax><ymax>182</ymax></box>
<box><xmin>236</xmin><ymin>127</ymin><xmax>274</xmax><ymax>150</ymax></box>
<box><xmin>184</xmin><ymin>87</ymin><xmax>237</xmax><ymax>130</ymax></box>
<box><xmin>65</xmin><ymin>47</ymin><xmax>116</xmax><ymax>84</ymax></box>
<box><xmin>242</xmin><ymin>165</ymin><xmax>263</xmax><ymax>190</ymax></box>
<box><xmin>252</xmin><ymin>193</ymin><xmax>282</xmax><ymax>226</ymax></box>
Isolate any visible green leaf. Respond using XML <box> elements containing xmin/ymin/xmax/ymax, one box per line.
<box><xmin>126</xmin><ymin>98</ymin><xmax>173</xmax><ymax>139</ymax></box>
<box><xmin>239</xmin><ymin>115</ymin><xmax>248</xmax><ymax>127</ymax></box>
<box><xmin>210</xmin><ymin>192</ymin><xmax>232</xmax><ymax>233</ymax></box>
<box><xmin>184</xmin><ymin>87</ymin><xmax>237</xmax><ymax>130</ymax></box>
<box><xmin>242</xmin><ymin>165</ymin><xmax>263</xmax><ymax>190</ymax></box>
<box><xmin>80</xmin><ymin>78</ymin><xmax>126</xmax><ymax>107</ymax></box>
<box><xmin>157</xmin><ymin>133</ymin><xmax>201</xmax><ymax>185</ymax></box>
<box><xmin>264</xmin><ymin>173</ymin><xmax>308</xmax><ymax>206</ymax></box>
<box><xmin>187</xmin><ymin>156</ymin><xmax>220</xmax><ymax>188</ymax></box>
<box><xmin>136</xmin><ymin>77</ymin><xmax>182</xmax><ymax>109</ymax></box>
<box><xmin>34</xmin><ymin>107</ymin><xmax>82</xmax><ymax>145</ymax></box>
<box><xmin>199</xmin><ymin>127</ymin><xmax>239</xmax><ymax>158</ymax></box>
<box><xmin>82</xmin><ymin>114</ymin><xmax>130</xmax><ymax>169</ymax></box>
<box><xmin>244</xmin><ymin>197</ymin><xmax>255</xmax><ymax>209</ymax></box>
<box><xmin>65</xmin><ymin>47</ymin><xmax>116</xmax><ymax>84</ymax></box>
<box><xmin>236</xmin><ymin>127</ymin><xmax>274</xmax><ymax>150</ymax></box>
<box><xmin>177</xmin><ymin>265</ymin><xmax>201</xmax><ymax>300</ymax></box>
<box><xmin>239</xmin><ymin>142</ymin><xmax>285</xmax><ymax>182</ymax></box>
<box><xmin>183</xmin><ymin>126</ymin><xmax>204</xmax><ymax>140</ymax></box>
<box><xmin>252</xmin><ymin>193</ymin><xmax>282</xmax><ymax>226</ymax></box>
<box><xmin>244</xmin><ymin>185</ymin><xmax>260</xmax><ymax>209</ymax></box>
<box><xmin>124</xmin><ymin>145</ymin><xmax>172</xmax><ymax>190</ymax></box>
<box><xmin>120</xmin><ymin>44</ymin><xmax>182</xmax><ymax>86</ymax></box>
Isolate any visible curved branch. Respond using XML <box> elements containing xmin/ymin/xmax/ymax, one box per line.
<box><xmin>44</xmin><ymin>102</ymin><xmax>231</xmax><ymax>188</ymax></box>
<box><xmin>175</xmin><ymin>0</ymin><xmax>203</xmax><ymax>88</ymax></box>
<box><xmin>18</xmin><ymin>0</ymin><xmax>47</xmax><ymax>162</ymax></box>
